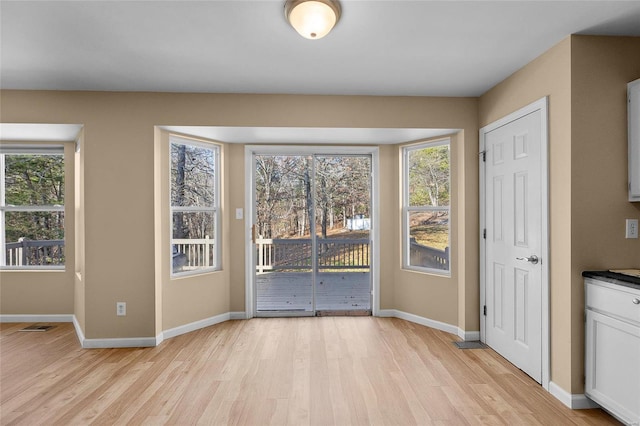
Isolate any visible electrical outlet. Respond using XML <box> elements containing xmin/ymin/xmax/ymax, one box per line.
<box><xmin>235</xmin><ymin>208</ymin><xmax>243</xmax><ymax>220</ymax></box>
<box><xmin>116</xmin><ymin>302</ymin><xmax>126</xmax><ymax>316</ymax></box>
<box><xmin>626</xmin><ymin>219</ymin><xmax>639</xmax><ymax>239</ymax></box>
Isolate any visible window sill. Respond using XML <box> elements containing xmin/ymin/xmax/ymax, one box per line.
<box><xmin>171</xmin><ymin>267</ymin><xmax>221</xmax><ymax>280</ymax></box>
<box><xmin>0</xmin><ymin>266</ymin><xmax>66</xmax><ymax>272</ymax></box>
<box><xmin>402</xmin><ymin>266</ymin><xmax>451</xmax><ymax>278</ymax></box>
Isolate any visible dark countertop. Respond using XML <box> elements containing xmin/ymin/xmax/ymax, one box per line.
<box><xmin>583</xmin><ymin>270</ymin><xmax>640</xmax><ymax>291</ymax></box>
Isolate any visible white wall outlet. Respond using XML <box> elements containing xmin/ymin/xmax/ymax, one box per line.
<box><xmin>116</xmin><ymin>302</ymin><xmax>126</xmax><ymax>316</ymax></box>
<box><xmin>625</xmin><ymin>219</ymin><xmax>639</xmax><ymax>239</ymax></box>
<box><xmin>235</xmin><ymin>208</ymin><xmax>243</xmax><ymax>220</ymax></box>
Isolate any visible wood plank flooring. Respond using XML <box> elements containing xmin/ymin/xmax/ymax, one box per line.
<box><xmin>0</xmin><ymin>318</ymin><xmax>620</xmax><ymax>425</ymax></box>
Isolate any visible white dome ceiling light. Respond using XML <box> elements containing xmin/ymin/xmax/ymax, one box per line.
<box><xmin>284</xmin><ymin>0</ymin><xmax>341</xmax><ymax>40</ymax></box>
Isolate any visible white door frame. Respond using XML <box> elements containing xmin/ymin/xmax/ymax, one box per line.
<box><xmin>244</xmin><ymin>145</ymin><xmax>380</xmax><ymax>319</ymax></box>
<box><xmin>479</xmin><ymin>97</ymin><xmax>550</xmax><ymax>390</ymax></box>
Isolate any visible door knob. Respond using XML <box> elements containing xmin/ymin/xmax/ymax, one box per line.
<box><xmin>516</xmin><ymin>255</ymin><xmax>539</xmax><ymax>264</ymax></box>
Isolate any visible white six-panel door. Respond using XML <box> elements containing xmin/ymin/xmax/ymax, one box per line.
<box><xmin>483</xmin><ymin>108</ymin><xmax>544</xmax><ymax>383</ymax></box>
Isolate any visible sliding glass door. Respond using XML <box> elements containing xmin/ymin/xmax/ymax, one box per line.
<box><xmin>253</xmin><ymin>152</ymin><xmax>372</xmax><ymax>316</ymax></box>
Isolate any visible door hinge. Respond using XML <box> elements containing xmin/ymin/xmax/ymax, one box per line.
<box><xmin>483</xmin><ymin>305</ymin><xmax>487</xmax><ymax>316</ymax></box>
<box><xmin>483</xmin><ymin>229</ymin><xmax>486</xmax><ymax>239</ymax></box>
<box><xmin>479</xmin><ymin>150</ymin><xmax>486</xmax><ymax>162</ymax></box>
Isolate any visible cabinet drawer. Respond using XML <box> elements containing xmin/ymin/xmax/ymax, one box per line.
<box><xmin>585</xmin><ymin>279</ymin><xmax>640</xmax><ymax>323</ymax></box>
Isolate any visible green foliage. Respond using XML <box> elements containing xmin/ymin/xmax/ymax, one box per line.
<box><xmin>5</xmin><ymin>211</ymin><xmax>64</xmax><ymax>243</ymax></box>
<box><xmin>255</xmin><ymin>155</ymin><xmax>371</xmax><ymax>239</ymax></box>
<box><xmin>408</xmin><ymin>144</ymin><xmax>450</xmax><ymax>207</ymax></box>
<box><xmin>3</xmin><ymin>154</ymin><xmax>65</xmax><ymax>244</ymax></box>
<box><xmin>5</xmin><ymin>154</ymin><xmax>64</xmax><ymax>206</ymax></box>
<box><xmin>170</xmin><ymin>142</ymin><xmax>217</xmax><ymax>240</ymax></box>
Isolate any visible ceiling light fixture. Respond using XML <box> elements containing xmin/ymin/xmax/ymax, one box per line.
<box><xmin>284</xmin><ymin>0</ymin><xmax>341</xmax><ymax>40</ymax></box>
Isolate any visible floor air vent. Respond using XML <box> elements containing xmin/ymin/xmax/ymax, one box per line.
<box><xmin>19</xmin><ymin>324</ymin><xmax>56</xmax><ymax>332</ymax></box>
<box><xmin>453</xmin><ymin>341</ymin><xmax>487</xmax><ymax>349</ymax></box>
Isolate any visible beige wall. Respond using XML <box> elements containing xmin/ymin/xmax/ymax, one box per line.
<box><xmin>0</xmin><ymin>142</ymin><xmax>76</xmax><ymax>315</ymax></box>
<box><xmin>1</xmin><ymin>91</ymin><xmax>479</xmax><ymax>340</ymax></box>
<box><xmin>480</xmin><ymin>36</ymin><xmax>574</xmax><ymax>392</ymax></box>
<box><xmin>480</xmin><ymin>35</ymin><xmax>640</xmax><ymax>395</ymax></box>
<box><xmin>74</xmin><ymin>130</ymin><xmax>86</xmax><ymax>331</ymax></box>
<box><xmin>1</xmin><ymin>34</ymin><xmax>637</xmax><ymax>400</ymax></box>
<box><xmin>393</xmin><ymin>132</ymin><xmax>465</xmax><ymax>327</ymax></box>
<box><xmin>570</xmin><ymin>35</ymin><xmax>640</xmax><ymax>391</ymax></box>
<box><xmin>154</xmin><ymin>131</ymin><xmax>231</xmax><ymax>332</ymax></box>
<box><xmin>228</xmin><ymin>143</ymin><xmax>247</xmax><ymax>312</ymax></box>
<box><xmin>378</xmin><ymin>144</ymin><xmax>397</xmax><ymax>310</ymax></box>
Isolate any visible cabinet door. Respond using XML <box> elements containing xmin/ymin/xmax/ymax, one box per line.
<box><xmin>629</xmin><ymin>78</ymin><xmax>640</xmax><ymax>202</ymax></box>
<box><xmin>585</xmin><ymin>309</ymin><xmax>640</xmax><ymax>424</ymax></box>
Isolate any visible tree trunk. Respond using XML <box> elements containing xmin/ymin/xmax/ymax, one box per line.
<box><xmin>320</xmin><ymin>175</ymin><xmax>328</xmax><ymax>239</ymax></box>
<box><xmin>329</xmin><ymin>202</ymin><xmax>333</xmax><ymax>230</ymax></box>
<box><xmin>304</xmin><ymin>159</ymin><xmax>312</xmax><ymax>236</ymax></box>
<box><xmin>342</xmin><ymin>206</ymin><xmax>346</xmax><ymax>228</ymax></box>
<box><xmin>175</xmin><ymin>144</ymin><xmax>187</xmax><ymax>239</ymax></box>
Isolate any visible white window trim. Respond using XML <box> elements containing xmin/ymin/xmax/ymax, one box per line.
<box><xmin>0</xmin><ymin>147</ymin><xmax>66</xmax><ymax>270</ymax></box>
<box><xmin>402</xmin><ymin>138</ymin><xmax>451</xmax><ymax>276</ymax></box>
<box><xmin>243</xmin><ymin>145</ymin><xmax>381</xmax><ymax>318</ymax></box>
<box><xmin>169</xmin><ymin>135</ymin><xmax>221</xmax><ymax>277</ymax></box>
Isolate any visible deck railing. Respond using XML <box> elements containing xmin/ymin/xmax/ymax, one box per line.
<box><xmin>409</xmin><ymin>239</ymin><xmax>449</xmax><ymax>270</ymax></box>
<box><xmin>4</xmin><ymin>239</ymin><xmax>65</xmax><ymax>266</ymax></box>
<box><xmin>256</xmin><ymin>237</ymin><xmax>370</xmax><ymax>273</ymax></box>
<box><xmin>172</xmin><ymin>237</ymin><xmax>215</xmax><ymax>271</ymax></box>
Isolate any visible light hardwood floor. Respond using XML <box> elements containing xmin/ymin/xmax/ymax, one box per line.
<box><xmin>0</xmin><ymin>318</ymin><xmax>619</xmax><ymax>425</ymax></box>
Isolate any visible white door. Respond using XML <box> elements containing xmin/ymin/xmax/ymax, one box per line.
<box><xmin>482</xmin><ymin>107</ymin><xmax>545</xmax><ymax>383</ymax></box>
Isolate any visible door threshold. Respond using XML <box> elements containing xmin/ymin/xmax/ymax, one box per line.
<box><xmin>316</xmin><ymin>310</ymin><xmax>372</xmax><ymax>317</ymax></box>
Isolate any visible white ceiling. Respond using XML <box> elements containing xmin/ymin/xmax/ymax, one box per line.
<box><xmin>2</xmin><ymin>0</ymin><xmax>640</xmax><ymax>97</ymax></box>
<box><xmin>0</xmin><ymin>123</ymin><xmax>83</xmax><ymax>142</ymax></box>
<box><xmin>160</xmin><ymin>125</ymin><xmax>457</xmax><ymax>144</ymax></box>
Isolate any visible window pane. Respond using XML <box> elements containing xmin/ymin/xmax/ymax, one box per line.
<box><xmin>4</xmin><ymin>211</ymin><xmax>65</xmax><ymax>266</ymax></box>
<box><xmin>170</xmin><ymin>143</ymin><xmax>215</xmax><ymax>207</ymax></box>
<box><xmin>408</xmin><ymin>210</ymin><xmax>449</xmax><ymax>271</ymax></box>
<box><xmin>4</xmin><ymin>154</ymin><xmax>65</xmax><ymax>206</ymax></box>
<box><xmin>408</xmin><ymin>145</ymin><xmax>450</xmax><ymax>207</ymax></box>
<box><xmin>172</xmin><ymin>211</ymin><xmax>215</xmax><ymax>239</ymax></box>
<box><xmin>172</xmin><ymin>211</ymin><xmax>215</xmax><ymax>273</ymax></box>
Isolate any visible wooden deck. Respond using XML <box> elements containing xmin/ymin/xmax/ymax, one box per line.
<box><xmin>256</xmin><ymin>271</ymin><xmax>371</xmax><ymax>313</ymax></box>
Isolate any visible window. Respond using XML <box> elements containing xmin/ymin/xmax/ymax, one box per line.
<box><xmin>170</xmin><ymin>136</ymin><xmax>220</xmax><ymax>275</ymax></box>
<box><xmin>0</xmin><ymin>146</ymin><xmax>65</xmax><ymax>269</ymax></box>
<box><xmin>403</xmin><ymin>139</ymin><xmax>450</xmax><ymax>274</ymax></box>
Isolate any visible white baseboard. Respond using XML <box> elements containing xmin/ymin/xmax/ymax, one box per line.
<box><xmin>1</xmin><ymin>312</ymin><xmax>246</xmax><ymax>348</ymax></box>
<box><xmin>229</xmin><ymin>311</ymin><xmax>247</xmax><ymax>320</ymax></box>
<box><xmin>377</xmin><ymin>309</ymin><xmax>460</xmax><ymax>336</ymax></box>
<box><xmin>377</xmin><ymin>310</ymin><xmax>479</xmax><ymax>341</ymax></box>
<box><xmin>0</xmin><ymin>314</ymin><xmax>74</xmax><ymax>323</ymax></box>
<box><xmin>162</xmin><ymin>312</ymin><xmax>233</xmax><ymax>340</ymax></box>
<box><xmin>82</xmin><ymin>336</ymin><xmax>158</xmax><ymax>349</ymax></box>
<box><xmin>72</xmin><ymin>315</ymin><xmax>85</xmax><ymax>346</ymax></box>
<box><xmin>549</xmin><ymin>381</ymin><xmax>600</xmax><ymax>409</ymax></box>
<box><xmin>0</xmin><ymin>314</ymin><xmax>157</xmax><ymax>348</ymax></box>
<box><xmin>458</xmin><ymin>329</ymin><xmax>480</xmax><ymax>341</ymax></box>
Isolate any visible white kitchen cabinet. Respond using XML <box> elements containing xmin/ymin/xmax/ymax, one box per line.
<box><xmin>629</xmin><ymin>78</ymin><xmax>640</xmax><ymax>202</ymax></box>
<box><xmin>585</xmin><ymin>277</ymin><xmax>640</xmax><ymax>425</ymax></box>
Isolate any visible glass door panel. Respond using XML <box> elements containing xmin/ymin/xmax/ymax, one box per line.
<box><xmin>254</xmin><ymin>153</ymin><xmax>372</xmax><ymax>316</ymax></box>
<box><xmin>255</xmin><ymin>155</ymin><xmax>314</xmax><ymax>314</ymax></box>
<box><xmin>314</xmin><ymin>155</ymin><xmax>371</xmax><ymax>313</ymax></box>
